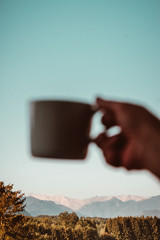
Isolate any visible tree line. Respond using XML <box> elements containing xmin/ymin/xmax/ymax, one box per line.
<box><xmin>0</xmin><ymin>181</ymin><xmax>160</xmax><ymax>240</ymax></box>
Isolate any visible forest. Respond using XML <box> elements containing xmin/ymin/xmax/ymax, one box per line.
<box><xmin>1</xmin><ymin>212</ymin><xmax>160</xmax><ymax>240</ymax></box>
<box><xmin>0</xmin><ymin>181</ymin><xmax>160</xmax><ymax>240</ymax></box>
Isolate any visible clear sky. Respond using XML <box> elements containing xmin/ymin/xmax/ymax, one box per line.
<box><xmin>0</xmin><ymin>0</ymin><xmax>160</xmax><ymax>199</ymax></box>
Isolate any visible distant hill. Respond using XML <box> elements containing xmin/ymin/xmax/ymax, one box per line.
<box><xmin>78</xmin><ymin>195</ymin><xmax>160</xmax><ymax>218</ymax></box>
<box><xmin>25</xmin><ymin>195</ymin><xmax>160</xmax><ymax>218</ymax></box>
<box><xmin>142</xmin><ymin>210</ymin><xmax>160</xmax><ymax>218</ymax></box>
<box><xmin>25</xmin><ymin>196</ymin><xmax>74</xmax><ymax>217</ymax></box>
<box><xmin>19</xmin><ymin>209</ymin><xmax>32</xmax><ymax>217</ymax></box>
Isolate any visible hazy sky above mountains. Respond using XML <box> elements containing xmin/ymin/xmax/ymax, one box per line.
<box><xmin>1</xmin><ymin>0</ymin><xmax>160</xmax><ymax>198</ymax></box>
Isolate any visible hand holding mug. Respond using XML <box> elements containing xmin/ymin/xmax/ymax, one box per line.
<box><xmin>95</xmin><ymin>98</ymin><xmax>160</xmax><ymax>179</ymax></box>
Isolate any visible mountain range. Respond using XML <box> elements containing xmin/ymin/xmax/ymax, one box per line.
<box><xmin>25</xmin><ymin>196</ymin><xmax>74</xmax><ymax>217</ymax></box>
<box><xmin>29</xmin><ymin>193</ymin><xmax>149</xmax><ymax>210</ymax></box>
<box><xmin>78</xmin><ymin>196</ymin><xmax>160</xmax><ymax>218</ymax></box>
<box><xmin>25</xmin><ymin>194</ymin><xmax>160</xmax><ymax>218</ymax></box>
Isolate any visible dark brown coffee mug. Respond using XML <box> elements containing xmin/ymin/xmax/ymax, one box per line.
<box><xmin>30</xmin><ymin>100</ymin><xmax>96</xmax><ymax>159</ymax></box>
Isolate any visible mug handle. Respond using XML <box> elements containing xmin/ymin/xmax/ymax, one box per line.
<box><xmin>89</xmin><ymin>104</ymin><xmax>122</xmax><ymax>143</ymax></box>
<box><xmin>88</xmin><ymin>104</ymin><xmax>101</xmax><ymax>143</ymax></box>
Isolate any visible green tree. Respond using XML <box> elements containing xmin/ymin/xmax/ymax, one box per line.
<box><xmin>0</xmin><ymin>181</ymin><xmax>26</xmax><ymax>240</ymax></box>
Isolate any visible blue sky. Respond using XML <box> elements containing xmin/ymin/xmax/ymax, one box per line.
<box><xmin>0</xmin><ymin>0</ymin><xmax>160</xmax><ymax>198</ymax></box>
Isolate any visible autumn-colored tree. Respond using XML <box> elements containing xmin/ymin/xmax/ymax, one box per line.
<box><xmin>0</xmin><ymin>181</ymin><xmax>26</xmax><ymax>240</ymax></box>
<box><xmin>58</xmin><ymin>211</ymin><xmax>79</xmax><ymax>228</ymax></box>
<box><xmin>151</xmin><ymin>217</ymin><xmax>160</xmax><ymax>240</ymax></box>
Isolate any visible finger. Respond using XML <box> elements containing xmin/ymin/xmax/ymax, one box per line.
<box><xmin>97</xmin><ymin>133</ymin><xmax>127</xmax><ymax>168</ymax></box>
<box><xmin>94</xmin><ymin>133</ymin><xmax>120</xmax><ymax>166</ymax></box>
<box><xmin>96</xmin><ymin>136</ymin><xmax>122</xmax><ymax>167</ymax></box>
<box><xmin>94</xmin><ymin>133</ymin><xmax>123</xmax><ymax>167</ymax></box>
<box><xmin>97</xmin><ymin>97</ymin><xmax>121</xmax><ymax>126</ymax></box>
<box><xmin>107</xmin><ymin>133</ymin><xmax>127</xmax><ymax>149</ymax></box>
<box><xmin>105</xmin><ymin>150</ymin><xmax>122</xmax><ymax>167</ymax></box>
<box><xmin>101</xmin><ymin>114</ymin><xmax>117</xmax><ymax>129</ymax></box>
<box><xmin>95</xmin><ymin>132</ymin><xmax>126</xmax><ymax>150</ymax></box>
<box><xmin>96</xmin><ymin>97</ymin><xmax>121</xmax><ymax>112</ymax></box>
<box><xmin>94</xmin><ymin>132</ymin><xmax>108</xmax><ymax>149</ymax></box>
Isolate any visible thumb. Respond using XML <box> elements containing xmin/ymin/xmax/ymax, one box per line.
<box><xmin>96</xmin><ymin>97</ymin><xmax>121</xmax><ymax>113</ymax></box>
<box><xmin>96</xmin><ymin>97</ymin><xmax>108</xmax><ymax>109</ymax></box>
<box><xmin>94</xmin><ymin>132</ymin><xmax>108</xmax><ymax>149</ymax></box>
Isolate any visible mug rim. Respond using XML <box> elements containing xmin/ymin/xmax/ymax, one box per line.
<box><xmin>30</xmin><ymin>99</ymin><xmax>92</xmax><ymax>107</ymax></box>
